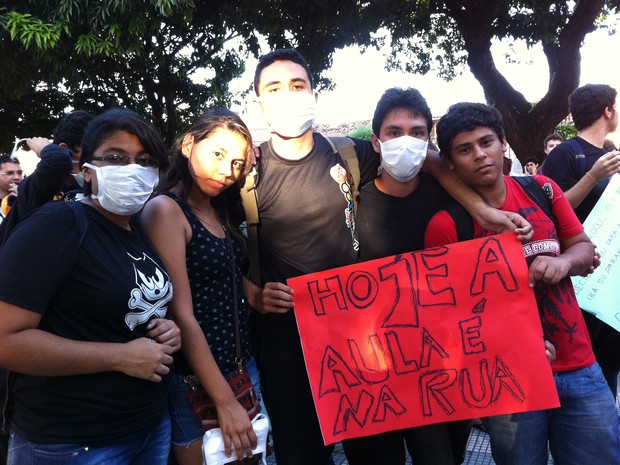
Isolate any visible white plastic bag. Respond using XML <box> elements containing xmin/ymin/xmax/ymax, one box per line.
<box><xmin>202</xmin><ymin>413</ymin><xmax>269</xmax><ymax>465</ymax></box>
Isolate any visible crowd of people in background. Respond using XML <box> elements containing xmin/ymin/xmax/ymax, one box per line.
<box><xmin>0</xmin><ymin>49</ymin><xmax>618</xmax><ymax>465</ymax></box>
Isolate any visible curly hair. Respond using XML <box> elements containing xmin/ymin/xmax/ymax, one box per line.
<box><xmin>569</xmin><ymin>84</ymin><xmax>617</xmax><ymax>131</ymax></box>
<box><xmin>436</xmin><ymin>102</ymin><xmax>505</xmax><ymax>159</ymax></box>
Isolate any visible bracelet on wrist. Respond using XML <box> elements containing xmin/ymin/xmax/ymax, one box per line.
<box><xmin>586</xmin><ymin>171</ymin><xmax>597</xmax><ymax>184</ymax></box>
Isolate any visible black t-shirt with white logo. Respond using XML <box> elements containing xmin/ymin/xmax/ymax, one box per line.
<box><xmin>0</xmin><ymin>201</ymin><xmax>172</xmax><ymax>444</ymax></box>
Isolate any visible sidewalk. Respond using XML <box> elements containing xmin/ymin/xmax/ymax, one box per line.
<box><xmin>265</xmin><ymin>427</ymin><xmax>555</xmax><ymax>465</ymax></box>
<box><xmin>265</xmin><ymin>380</ymin><xmax>620</xmax><ymax>464</ymax></box>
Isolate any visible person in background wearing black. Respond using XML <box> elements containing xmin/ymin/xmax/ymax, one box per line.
<box><xmin>542</xmin><ymin>84</ymin><xmax>620</xmax><ymax>394</ymax></box>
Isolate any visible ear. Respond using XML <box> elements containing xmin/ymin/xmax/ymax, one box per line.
<box><xmin>371</xmin><ymin>133</ymin><xmax>381</xmax><ymax>154</ymax></box>
<box><xmin>82</xmin><ymin>164</ymin><xmax>92</xmax><ymax>183</ymax></box>
<box><xmin>181</xmin><ymin>134</ymin><xmax>194</xmax><ymax>159</ymax></box>
<box><xmin>501</xmin><ymin>139</ymin><xmax>508</xmax><ymax>153</ymax></box>
<box><xmin>313</xmin><ymin>91</ymin><xmax>319</xmax><ymax>104</ymax></box>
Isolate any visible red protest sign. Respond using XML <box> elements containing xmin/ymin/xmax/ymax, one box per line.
<box><xmin>289</xmin><ymin>233</ymin><xmax>559</xmax><ymax>445</ymax></box>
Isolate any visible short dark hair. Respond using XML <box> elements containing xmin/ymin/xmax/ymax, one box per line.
<box><xmin>0</xmin><ymin>155</ymin><xmax>19</xmax><ymax>168</ymax></box>
<box><xmin>436</xmin><ymin>102</ymin><xmax>505</xmax><ymax>159</ymax></box>
<box><xmin>543</xmin><ymin>133</ymin><xmax>563</xmax><ymax>148</ymax></box>
<box><xmin>253</xmin><ymin>48</ymin><xmax>313</xmax><ymax>95</ymax></box>
<box><xmin>53</xmin><ymin>110</ymin><xmax>94</xmax><ymax>153</ymax></box>
<box><xmin>524</xmin><ymin>156</ymin><xmax>539</xmax><ymax>165</ymax></box>
<box><xmin>80</xmin><ymin>108</ymin><xmax>168</xmax><ymax>196</ymax></box>
<box><xmin>569</xmin><ymin>84</ymin><xmax>617</xmax><ymax>131</ymax></box>
<box><xmin>372</xmin><ymin>87</ymin><xmax>433</xmax><ymax>136</ymax></box>
<box><xmin>0</xmin><ymin>155</ymin><xmax>20</xmax><ymax>168</ymax></box>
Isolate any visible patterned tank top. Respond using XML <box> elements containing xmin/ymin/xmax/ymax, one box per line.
<box><xmin>162</xmin><ymin>192</ymin><xmax>252</xmax><ymax>373</ymax></box>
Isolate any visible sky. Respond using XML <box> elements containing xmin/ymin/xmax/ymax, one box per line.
<box><xmin>235</xmin><ymin>14</ymin><xmax>620</xmax><ymax>142</ymax></box>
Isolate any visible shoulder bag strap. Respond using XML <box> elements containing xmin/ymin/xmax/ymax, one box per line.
<box><xmin>223</xmin><ymin>227</ymin><xmax>243</xmax><ymax>373</ymax></box>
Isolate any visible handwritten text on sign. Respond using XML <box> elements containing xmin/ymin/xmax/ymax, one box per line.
<box><xmin>572</xmin><ymin>174</ymin><xmax>620</xmax><ymax>331</ymax></box>
<box><xmin>289</xmin><ymin>234</ymin><xmax>559</xmax><ymax>444</ymax></box>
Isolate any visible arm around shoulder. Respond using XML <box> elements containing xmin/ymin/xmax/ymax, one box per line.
<box><xmin>424</xmin><ymin>151</ymin><xmax>533</xmax><ymax>240</ymax></box>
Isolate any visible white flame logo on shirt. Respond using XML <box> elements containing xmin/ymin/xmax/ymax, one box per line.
<box><xmin>125</xmin><ymin>253</ymin><xmax>173</xmax><ymax>330</ymax></box>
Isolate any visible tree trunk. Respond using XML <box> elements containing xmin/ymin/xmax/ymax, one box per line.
<box><xmin>446</xmin><ymin>0</ymin><xmax>605</xmax><ymax>163</ymax></box>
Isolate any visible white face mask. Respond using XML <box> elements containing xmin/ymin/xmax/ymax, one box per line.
<box><xmin>379</xmin><ymin>136</ymin><xmax>428</xmax><ymax>182</ymax></box>
<box><xmin>84</xmin><ymin>163</ymin><xmax>159</xmax><ymax>215</ymax></box>
<box><xmin>260</xmin><ymin>92</ymin><xmax>316</xmax><ymax>138</ymax></box>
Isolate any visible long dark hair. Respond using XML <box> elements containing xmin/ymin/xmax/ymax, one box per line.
<box><xmin>156</xmin><ymin>108</ymin><xmax>254</xmax><ymax>243</ymax></box>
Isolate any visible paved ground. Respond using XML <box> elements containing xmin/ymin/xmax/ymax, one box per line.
<box><xmin>265</xmin><ymin>385</ymin><xmax>620</xmax><ymax>465</ymax></box>
<box><xmin>265</xmin><ymin>426</ymin><xmax>556</xmax><ymax>464</ymax></box>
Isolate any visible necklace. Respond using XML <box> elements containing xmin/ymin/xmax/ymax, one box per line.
<box><xmin>187</xmin><ymin>202</ymin><xmax>224</xmax><ymax>234</ymax></box>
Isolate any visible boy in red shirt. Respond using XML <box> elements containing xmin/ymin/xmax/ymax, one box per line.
<box><xmin>424</xmin><ymin>102</ymin><xmax>619</xmax><ymax>465</ymax></box>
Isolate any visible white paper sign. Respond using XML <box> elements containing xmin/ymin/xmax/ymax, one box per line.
<box><xmin>572</xmin><ymin>174</ymin><xmax>620</xmax><ymax>331</ymax></box>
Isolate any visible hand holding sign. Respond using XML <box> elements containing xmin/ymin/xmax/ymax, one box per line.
<box><xmin>289</xmin><ymin>233</ymin><xmax>559</xmax><ymax>444</ymax></box>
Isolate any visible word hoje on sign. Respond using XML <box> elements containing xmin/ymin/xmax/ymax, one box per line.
<box><xmin>289</xmin><ymin>234</ymin><xmax>559</xmax><ymax>444</ymax></box>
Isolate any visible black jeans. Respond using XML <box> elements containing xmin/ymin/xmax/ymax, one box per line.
<box><xmin>258</xmin><ymin>334</ymin><xmax>334</xmax><ymax>465</ymax></box>
<box><xmin>342</xmin><ymin>421</ymin><xmax>472</xmax><ymax>465</ymax></box>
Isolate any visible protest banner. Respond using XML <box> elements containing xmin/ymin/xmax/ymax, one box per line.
<box><xmin>289</xmin><ymin>233</ymin><xmax>559</xmax><ymax>445</ymax></box>
<box><xmin>572</xmin><ymin>174</ymin><xmax>620</xmax><ymax>331</ymax></box>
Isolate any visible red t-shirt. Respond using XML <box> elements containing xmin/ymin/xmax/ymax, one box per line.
<box><xmin>425</xmin><ymin>175</ymin><xmax>594</xmax><ymax>372</ymax></box>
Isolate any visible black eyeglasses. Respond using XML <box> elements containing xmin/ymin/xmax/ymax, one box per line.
<box><xmin>91</xmin><ymin>154</ymin><xmax>158</xmax><ymax>168</ymax></box>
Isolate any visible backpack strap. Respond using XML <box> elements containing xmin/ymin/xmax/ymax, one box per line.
<box><xmin>444</xmin><ymin>199</ymin><xmax>475</xmax><ymax>242</ymax></box>
<box><xmin>325</xmin><ymin>137</ymin><xmax>360</xmax><ymax>214</ymax></box>
<box><xmin>67</xmin><ymin>200</ymin><xmax>88</xmax><ymax>246</ymax></box>
<box><xmin>240</xmin><ymin>138</ymin><xmax>361</xmax><ymax>286</ymax></box>
<box><xmin>240</xmin><ymin>165</ymin><xmax>261</xmax><ymax>285</ymax></box>
<box><xmin>566</xmin><ymin>138</ymin><xmax>587</xmax><ymax>179</ymax></box>
<box><xmin>445</xmin><ymin>176</ymin><xmax>556</xmax><ymax>242</ymax></box>
<box><xmin>512</xmin><ymin>176</ymin><xmax>555</xmax><ymax>225</ymax></box>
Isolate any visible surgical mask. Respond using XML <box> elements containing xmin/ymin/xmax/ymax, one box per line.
<box><xmin>379</xmin><ymin>136</ymin><xmax>428</xmax><ymax>182</ymax></box>
<box><xmin>260</xmin><ymin>92</ymin><xmax>316</xmax><ymax>138</ymax></box>
<box><xmin>72</xmin><ymin>172</ymin><xmax>85</xmax><ymax>188</ymax></box>
<box><xmin>83</xmin><ymin>163</ymin><xmax>159</xmax><ymax>215</ymax></box>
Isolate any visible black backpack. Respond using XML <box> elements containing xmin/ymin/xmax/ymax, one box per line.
<box><xmin>445</xmin><ymin>176</ymin><xmax>555</xmax><ymax>241</ymax></box>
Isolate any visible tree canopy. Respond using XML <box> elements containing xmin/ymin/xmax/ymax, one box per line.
<box><xmin>1</xmin><ymin>0</ymin><xmax>618</xmax><ymax>161</ymax></box>
<box><xmin>246</xmin><ymin>0</ymin><xmax>619</xmax><ymax>161</ymax></box>
<box><xmin>0</xmin><ymin>0</ymin><xmax>260</xmax><ymax>148</ymax></box>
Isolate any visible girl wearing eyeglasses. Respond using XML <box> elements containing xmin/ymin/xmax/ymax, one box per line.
<box><xmin>0</xmin><ymin>108</ymin><xmax>181</xmax><ymax>465</ymax></box>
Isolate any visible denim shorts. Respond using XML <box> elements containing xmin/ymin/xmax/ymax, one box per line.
<box><xmin>169</xmin><ymin>358</ymin><xmax>260</xmax><ymax>446</ymax></box>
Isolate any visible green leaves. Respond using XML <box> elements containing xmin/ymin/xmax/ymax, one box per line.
<box><xmin>3</xmin><ymin>11</ymin><xmax>70</xmax><ymax>50</ymax></box>
<box><xmin>75</xmin><ymin>24</ymin><xmax>120</xmax><ymax>56</ymax></box>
